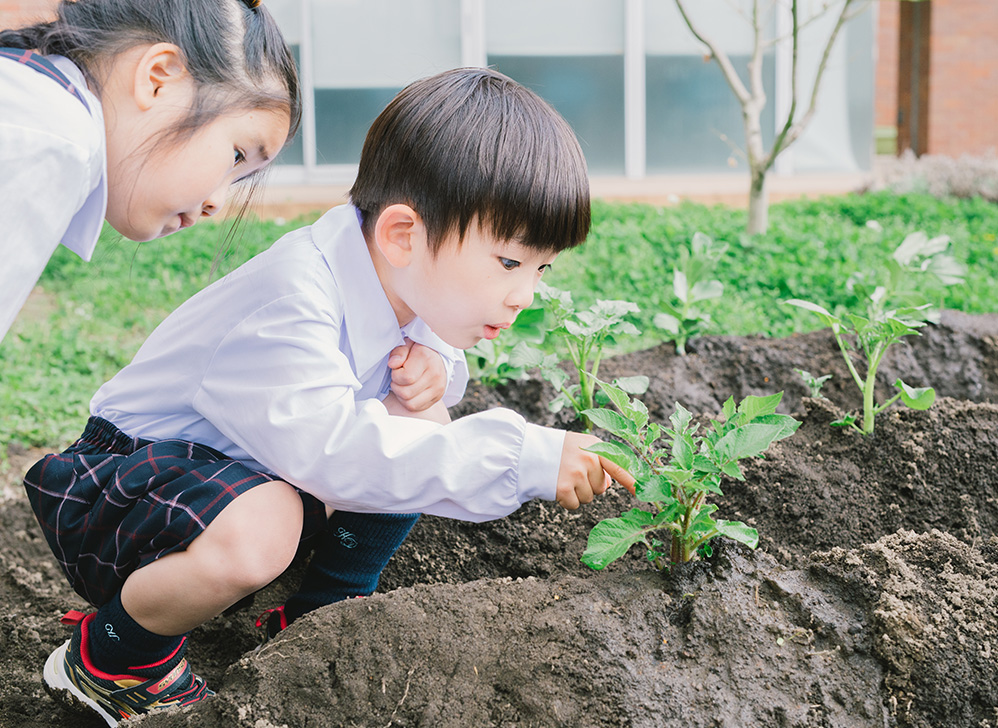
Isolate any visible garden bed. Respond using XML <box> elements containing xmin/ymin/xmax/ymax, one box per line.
<box><xmin>1</xmin><ymin>310</ymin><xmax>996</xmax><ymax>728</ymax></box>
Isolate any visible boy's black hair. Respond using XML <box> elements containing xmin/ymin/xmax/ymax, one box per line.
<box><xmin>350</xmin><ymin>67</ymin><xmax>590</xmax><ymax>254</ymax></box>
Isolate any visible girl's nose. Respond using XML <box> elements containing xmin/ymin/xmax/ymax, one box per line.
<box><xmin>201</xmin><ymin>184</ymin><xmax>229</xmax><ymax>218</ymax></box>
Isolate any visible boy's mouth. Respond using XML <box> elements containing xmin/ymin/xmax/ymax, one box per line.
<box><xmin>483</xmin><ymin>323</ymin><xmax>510</xmax><ymax>340</ymax></box>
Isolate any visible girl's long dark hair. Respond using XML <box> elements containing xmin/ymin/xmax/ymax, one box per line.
<box><xmin>0</xmin><ymin>0</ymin><xmax>300</xmax><ymax>147</ymax></box>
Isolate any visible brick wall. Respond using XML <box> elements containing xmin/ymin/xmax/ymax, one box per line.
<box><xmin>875</xmin><ymin>1</ymin><xmax>899</xmax><ymax>131</ymax></box>
<box><xmin>927</xmin><ymin>0</ymin><xmax>998</xmax><ymax>156</ymax></box>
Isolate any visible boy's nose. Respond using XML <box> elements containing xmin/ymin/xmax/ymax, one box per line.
<box><xmin>507</xmin><ymin>280</ymin><xmax>536</xmax><ymax>311</ymax></box>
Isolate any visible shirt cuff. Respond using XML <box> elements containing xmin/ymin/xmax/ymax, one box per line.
<box><xmin>516</xmin><ymin>423</ymin><xmax>566</xmax><ymax>504</ymax></box>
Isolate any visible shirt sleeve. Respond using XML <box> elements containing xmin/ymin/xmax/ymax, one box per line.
<box><xmin>191</xmin><ymin>293</ymin><xmax>563</xmax><ymax>522</ymax></box>
<box><xmin>0</xmin><ymin>114</ymin><xmax>93</xmax><ymax>340</ymax></box>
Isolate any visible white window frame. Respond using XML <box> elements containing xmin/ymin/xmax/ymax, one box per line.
<box><xmin>268</xmin><ymin>0</ymin><xmax>794</xmax><ymax>185</ymax></box>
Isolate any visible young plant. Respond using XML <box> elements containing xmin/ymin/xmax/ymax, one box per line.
<box><xmin>580</xmin><ymin>382</ymin><xmax>799</xmax><ymax>570</ymax></box>
<box><xmin>795</xmin><ymin>368</ymin><xmax>832</xmax><ymax>399</ymax></box>
<box><xmin>512</xmin><ymin>282</ymin><xmax>646</xmax><ymax>431</ymax></box>
<box><xmin>785</xmin><ymin>231</ymin><xmax>965</xmax><ymax>435</ymax></box>
<box><xmin>653</xmin><ymin>231</ymin><xmax>727</xmax><ymax>355</ymax></box>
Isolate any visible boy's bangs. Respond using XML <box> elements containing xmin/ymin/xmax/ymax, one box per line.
<box><xmin>451</xmin><ymin>85</ymin><xmax>591</xmax><ymax>253</ymax></box>
<box><xmin>478</xmin><ymin>128</ymin><xmax>590</xmax><ymax>253</ymax></box>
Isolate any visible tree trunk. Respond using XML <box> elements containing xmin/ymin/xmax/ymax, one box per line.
<box><xmin>747</xmin><ymin>167</ymin><xmax>769</xmax><ymax>235</ymax></box>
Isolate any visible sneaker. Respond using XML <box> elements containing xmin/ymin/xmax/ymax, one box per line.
<box><xmin>43</xmin><ymin>611</ymin><xmax>213</xmax><ymax>726</ymax></box>
<box><xmin>254</xmin><ymin>605</ymin><xmax>288</xmax><ymax>646</ymax></box>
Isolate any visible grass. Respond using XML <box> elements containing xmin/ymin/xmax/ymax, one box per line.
<box><xmin>2</xmin><ymin>190</ymin><xmax>997</xmax><ymax>452</ymax></box>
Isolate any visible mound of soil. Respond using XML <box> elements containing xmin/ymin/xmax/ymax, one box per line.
<box><xmin>2</xmin><ymin>311</ymin><xmax>997</xmax><ymax>728</ymax></box>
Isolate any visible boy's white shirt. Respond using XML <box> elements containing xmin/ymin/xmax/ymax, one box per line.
<box><xmin>91</xmin><ymin>204</ymin><xmax>565</xmax><ymax>522</ymax></box>
<box><xmin>0</xmin><ymin>55</ymin><xmax>107</xmax><ymax>341</ymax></box>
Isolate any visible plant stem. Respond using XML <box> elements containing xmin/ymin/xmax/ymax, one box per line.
<box><xmin>862</xmin><ymin>340</ymin><xmax>887</xmax><ymax>434</ymax></box>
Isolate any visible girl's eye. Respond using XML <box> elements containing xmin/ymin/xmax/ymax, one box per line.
<box><xmin>499</xmin><ymin>257</ymin><xmax>520</xmax><ymax>271</ymax></box>
<box><xmin>234</xmin><ymin>148</ymin><xmax>246</xmax><ymax>165</ymax></box>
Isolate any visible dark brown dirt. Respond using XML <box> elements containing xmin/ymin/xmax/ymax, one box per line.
<box><xmin>2</xmin><ymin>310</ymin><xmax>997</xmax><ymax>728</ymax></box>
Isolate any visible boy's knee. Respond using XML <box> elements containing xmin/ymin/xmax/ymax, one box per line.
<box><xmin>199</xmin><ymin>481</ymin><xmax>303</xmax><ymax>591</ymax></box>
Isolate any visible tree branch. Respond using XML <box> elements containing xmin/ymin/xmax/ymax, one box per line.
<box><xmin>674</xmin><ymin>0</ymin><xmax>752</xmax><ymax>106</ymax></box>
<box><xmin>772</xmin><ymin>0</ymin><xmax>859</xmax><ymax>157</ymax></box>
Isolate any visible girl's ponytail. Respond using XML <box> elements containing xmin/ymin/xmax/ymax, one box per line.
<box><xmin>0</xmin><ymin>22</ymin><xmax>75</xmax><ymax>55</ymax></box>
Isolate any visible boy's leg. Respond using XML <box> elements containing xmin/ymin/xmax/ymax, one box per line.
<box><xmin>276</xmin><ymin>510</ymin><xmax>419</xmax><ymax>630</ymax></box>
<box><xmin>121</xmin><ymin>480</ymin><xmax>304</xmax><ymax>635</ymax></box>
<box><xmin>46</xmin><ymin>480</ymin><xmax>304</xmax><ymax>726</ymax></box>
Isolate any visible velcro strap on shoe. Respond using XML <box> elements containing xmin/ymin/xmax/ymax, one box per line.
<box><xmin>60</xmin><ymin>610</ymin><xmax>88</xmax><ymax>626</ymax></box>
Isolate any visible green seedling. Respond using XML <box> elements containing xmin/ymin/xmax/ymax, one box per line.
<box><xmin>512</xmin><ymin>282</ymin><xmax>647</xmax><ymax>431</ymax></box>
<box><xmin>466</xmin><ymin>307</ymin><xmax>546</xmax><ymax>386</ymax></box>
<box><xmin>795</xmin><ymin>368</ymin><xmax>832</xmax><ymax>399</ymax></box>
<box><xmin>653</xmin><ymin>232</ymin><xmax>727</xmax><ymax>355</ymax></box>
<box><xmin>785</xmin><ymin>231</ymin><xmax>964</xmax><ymax>435</ymax></box>
<box><xmin>580</xmin><ymin>382</ymin><xmax>799</xmax><ymax>570</ymax></box>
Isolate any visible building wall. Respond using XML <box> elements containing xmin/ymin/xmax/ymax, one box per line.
<box><xmin>3</xmin><ymin>0</ymin><xmax>995</xmax><ymax>160</ymax></box>
<box><xmin>874</xmin><ymin>0</ymin><xmax>899</xmax><ymax>150</ymax></box>
<box><xmin>927</xmin><ymin>0</ymin><xmax>998</xmax><ymax>156</ymax></box>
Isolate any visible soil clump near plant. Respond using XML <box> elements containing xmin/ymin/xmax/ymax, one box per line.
<box><xmin>1</xmin><ymin>310</ymin><xmax>996</xmax><ymax>727</ymax></box>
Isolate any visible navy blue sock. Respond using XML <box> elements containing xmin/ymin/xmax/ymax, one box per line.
<box><xmin>87</xmin><ymin>591</ymin><xmax>186</xmax><ymax>674</ymax></box>
<box><xmin>283</xmin><ymin>511</ymin><xmax>419</xmax><ymax>625</ymax></box>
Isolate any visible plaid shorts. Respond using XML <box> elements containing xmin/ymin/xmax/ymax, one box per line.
<box><xmin>23</xmin><ymin>417</ymin><xmax>327</xmax><ymax>607</ymax></box>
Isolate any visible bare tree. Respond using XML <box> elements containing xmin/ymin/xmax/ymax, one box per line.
<box><xmin>674</xmin><ymin>0</ymin><xmax>872</xmax><ymax>234</ymax></box>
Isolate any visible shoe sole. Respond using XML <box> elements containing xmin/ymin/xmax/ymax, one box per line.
<box><xmin>43</xmin><ymin>639</ymin><xmax>119</xmax><ymax>727</ymax></box>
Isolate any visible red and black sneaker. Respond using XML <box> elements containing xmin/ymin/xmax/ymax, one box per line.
<box><xmin>43</xmin><ymin>611</ymin><xmax>213</xmax><ymax>726</ymax></box>
<box><xmin>255</xmin><ymin>605</ymin><xmax>288</xmax><ymax>646</ymax></box>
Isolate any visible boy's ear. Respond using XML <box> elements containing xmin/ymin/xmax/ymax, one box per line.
<box><xmin>374</xmin><ymin>204</ymin><xmax>427</xmax><ymax>268</ymax></box>
<box><xmin>132</xmin><ymin>43</ymin><xmax>190</xmax><ymax>111</ymax></box>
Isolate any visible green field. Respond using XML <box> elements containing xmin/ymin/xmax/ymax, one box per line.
<box><xmin>2</xmin><ymin>191</ymin><xmax>996</xmax><ymax>451</ymax></box>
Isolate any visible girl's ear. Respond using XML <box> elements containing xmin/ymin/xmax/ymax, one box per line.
<box><xmin>374</xmin><ymin>204</ymin><xmax>427</xmax><ymax>268</ymax></box>
<box><xmin>132</xmin><ymin>43</ymin><xmax>190</xmax><ymax>111</ymax></box>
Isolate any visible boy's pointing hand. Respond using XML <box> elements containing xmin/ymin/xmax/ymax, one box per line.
<box><xmin>555</xmin><ymin>432</ymin><xmax>636</xmax><ymax>510</ymax></box>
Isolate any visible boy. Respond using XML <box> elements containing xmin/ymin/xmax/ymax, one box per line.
<box><xmin>25</xmin><ymin>67</ymin><xmax>634</xmax><ymax>725</ymax></box>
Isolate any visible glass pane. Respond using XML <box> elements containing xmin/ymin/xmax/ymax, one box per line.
<box><xmin>793</xmin><ymin>7</ymin><xmax>875</xmax><ymax>172</ymax></box>
<box><xmin>486</xmin><ymin>0</ymin><xmax>626</xmax><ymax>175</ymax></box>
<box><xmin>309</xmin><ymin>0</ymin><xmax>462</xmax><ymax>165</ymax></box>
<box><xmin>646</xmin><ymin>55</ymin><xmax>775</xmax><ymax>173</ymax></box>
<box><xmin>645</xmin><ymin>1</ymin><xmax>775</xmax><ymax>173</ymax></box>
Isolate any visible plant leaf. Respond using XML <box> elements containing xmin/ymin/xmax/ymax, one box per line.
<box><xmin>714</xmin><ymin>519</ymin><xmax>759</xmax><ymax>549</ymax></box>
<box><xmin>714</xmin><ymin>423</ymin><xmax>787</xmax><ymax>462</ymax></box>
<box><xmin>585</xmin><ymin>441</ymin><xmax>644</xmax><ymax>479</ymax></box>
<box><xmin>785</xmin><ymin>299</ymin><xmax>840</xmax><ymax>327</ymax></box>
<box><xmin>895</xmin><ymin>379</ymin><xmax>936</xmax><ymax>410</ymax></box>
<box><xmin>580</xmin><ymin>509</ymin><xmax>656</xmax><ymax>570</ymax></box>
<box><xmin>615</xmin><ymin>375</ymin><xmax>650</xmax><ymax>395</ymax></box>
<box><xmin>583</xmin><ymin>408</ymin><xmax>638</xmax><ymax>438</ymax></box>
<box><xmin>737</xmin><ymin>392</ymin><xmax>784</xmax><ymax>421</ymax></box>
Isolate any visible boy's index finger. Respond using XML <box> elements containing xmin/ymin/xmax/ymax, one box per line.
<box><xmin>598</xmin><ymin>456</ymin><xmax>637</xmax><ymax>495</ymax></box>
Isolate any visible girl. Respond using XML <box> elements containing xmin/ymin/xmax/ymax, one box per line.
<box><xmin>0</xmin><ymin>0</ymin><xmax>301</xmax><ymax>342</ymax></box>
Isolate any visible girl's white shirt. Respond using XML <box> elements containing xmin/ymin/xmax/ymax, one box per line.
<box><xmin>91</xmin><ymin>204</ymin><xmax>565</xmax><ymax>522</ymax></box>
<box><xmin>0</xmin><ymin>54</ymin><xmax>107</xmax><ymax>341</ymax></box>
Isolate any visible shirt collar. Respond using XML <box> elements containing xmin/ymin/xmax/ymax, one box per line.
<box><xmin>311</xmin><ymin>204</ymin><xmax>406</xmax><ymax>381</ymax></box>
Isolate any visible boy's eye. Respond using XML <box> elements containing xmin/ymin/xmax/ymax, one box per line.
<box><xmin>538</xmin><ymin>263</ymin><xmax>552</xmax><ymax>275</ymax></box>
<box><xmin>499</xmin><ymin>257</ymin><xmax>520</xmax><ymax>271</ymax></box>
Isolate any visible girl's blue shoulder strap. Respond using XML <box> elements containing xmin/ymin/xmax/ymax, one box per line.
<box><xmin>0</xmin><ymin>48</ymin><xmax>89</xmax><ymax>110</ymax></box>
